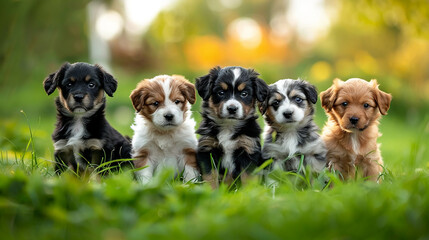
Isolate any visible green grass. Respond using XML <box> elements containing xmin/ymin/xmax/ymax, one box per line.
<box><xmin>0</xmin><ymin>68</ymin><xmax>428</xmax><ymax>239</ymax></box>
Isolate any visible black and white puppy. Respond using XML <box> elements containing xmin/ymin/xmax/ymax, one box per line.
<box><xmin>259</xmin><ymin>79</ymin><xmax>326</xmax><ymax>173</ymax></box>
<box><xmin>196</xmin><ymin>66</ymin><xmax>269</xmax><ymax>188</ymax></box>
<box><xmin>43</xmin><ymin>62</ymin><xmax>132</xmax><ymax>174</ymax></box>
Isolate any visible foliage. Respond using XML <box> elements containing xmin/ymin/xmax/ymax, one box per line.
<box><xmin>1</xmin><ymin>157</ymin><xmax>429</xmax><ymax>239</ymax></box>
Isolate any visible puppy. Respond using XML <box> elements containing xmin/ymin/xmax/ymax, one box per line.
<box><xmin>43</xmin><ymin>62</ymin><xmax>132</xmax><ymax>174</ymax></box>
<box><xmin>195</xmin><ymin>66</ymin><xmax>269</xmax><ymax>188</ymax></box>
<box><xmin>130</xmin><ymin>75</ymin><xmax>199</xmax><ymax>184</ymax></box>
<box><xmin>260</xmin><ymin>79</ymin><xmax>326</xmax><ymax>173</ymax></box>
<box><xmin>320</xmin><ymin>78</ymin><xmax>392</xmax><ymax>181</ymax></box>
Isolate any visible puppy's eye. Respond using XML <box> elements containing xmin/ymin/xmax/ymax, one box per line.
<box><xmin>88</xmin><ymin>82</ymin><xmax>95</xmax><ymax>89</ymax></box>
<box><xmin>153</xmin><ymin>101</ymin><xmax>159</xmax><ymax>107</ymax></box>
<box><xmin>342</xmin><ymin>102</ymin><xmax>348</xmax><ymax>107</ymax></box>
<box><xmin>295</xmin><ymin>97</ymin><xmax>303</xmax><ymax>103</ymax></box>
<box><xmin>240</xmin><ymin>91</ymin><xmax>248</xmax><ymax>98</ymax></box>
<box><xmin>174</xmin><ymin>99</ymin><xmax>181</xmax><ymax>105</ymax></box>
<box><xmin>217</xmin><ymin>91</ymin><xmax>225</xmax><ymax>97</ymax></box>
<box><xmin>66</xmin><ymin>82</ymin><xmax>73</xmax><ymax>88</ymax></box>
<box><xmin>272</xmin><ymin>100</ymin><xmax>280</xmax><ymax>107</ymax></box>
<box><xmin>363</xmin><ymin>103</ymin><xmax>370</xmax><ymax>109</ymax></box>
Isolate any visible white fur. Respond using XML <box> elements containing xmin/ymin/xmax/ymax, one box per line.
<box><xmin>148</xmin><ymin>76</ymin><xmax>185</xmax><ymax>129</ymax></box>
<box><xmin>271</xmin><ymin>79</ymin><xmax>306</xmax><ymax>124</ymax></box>
<box><xmin>264</xmin><ymin>130</ymin><xmax>326</xmax><ymax>172</ymax></box>
<box><xmin>232</xmin><ymin>68</ymin><xmax>241</xmax><ymax>83</ymax></box>
<box><xmin>132</xmin><ymin>103</ymin><xmax>198</xmax><ymax>184</ymax></box>
<box><xmin>217</xmin><ymin>126</ymin><xmax>238</xmax><ymax>173</ymax></box>
<box><xmin>351</xmin><ymin>132</ymin><xmax>360</xmax><ymax>154</ymax></box>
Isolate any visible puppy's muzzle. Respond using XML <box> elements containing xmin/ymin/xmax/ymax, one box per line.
<box><xmin>227</xmin><ymin>105</ymin><xmax>238</xmax><ymax>114</ymax></box>
<box><xmin>164</xmin><ymin>113</ymin><xmax>174</xmax><ymax>122</ymax></box>
<box><xmin>350</xmin><ymin>116</ymin><xmax>359</xmax><ymax>125</ymax></box>
<box><xmin>73</xmin><ymin>93</ymin><xmax>84</xmax><ymax>103</ymax></box>
<box><xmin>283</xmin><ymin>110</ymin><xmax>293</xmax><ymax>119</ymax></box>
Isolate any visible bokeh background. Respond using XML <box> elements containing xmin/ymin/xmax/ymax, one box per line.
<box><xmin>0</xmin><ymin>0</ymin><xmax>428</xmax><ymax>171</ymax></box>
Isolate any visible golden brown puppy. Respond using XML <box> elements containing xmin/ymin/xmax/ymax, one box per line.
<box><xmin>320</xmin><ymin>78</ymin><xmax>392</xmax><ymax>182</ymax></box>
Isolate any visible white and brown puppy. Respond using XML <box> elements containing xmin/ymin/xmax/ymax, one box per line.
<box><xmin>260</xmin><ymin>79</ymin><xmax>326</xmax><ymax>173</ymax></box>
<box><xmin>130</xmin><ymin>75</ymin><xmax>199</xmax><ymax>184</ymax></box>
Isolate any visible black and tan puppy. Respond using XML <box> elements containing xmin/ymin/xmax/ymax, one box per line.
<box><xmin>195</xmin><ymin>66</ymin><xmax>269</xmax><ymax>188</ymax></box>
<box><xmin>43</xmin><ymin>62</ymin><xmax>132</xmax><ymax>174</ymax></box>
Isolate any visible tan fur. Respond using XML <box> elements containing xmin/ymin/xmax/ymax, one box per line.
<box><xmin>129</xmin><ymin>78</ymin><xmax>165</xmax><ymax>119</ymax></box>
<box><xmin>320</xmin><ymin>78</ymin><xmax>392</xmax><ymax>182</ymax></box>
<box><xmin>203</xmin><ymin>170</ymin><xmax>219</xmax><ymax>189</ymax></box>
<box><xmin>183</xmin><ymin>148</ymin><xmax>198</xmax><ymax>169</ymax></box>
<box><xmin>237</xmin><ymin>82</ymin><xmax>246</xmax><ymax>91</ymax></box>
<box><xmin>133</xmin><ymin>149</ymin><xmax>149</xmax><ymax>169</ymax></box>
<box><xmin>198</xmin><ymin>136</ymin><xmax>219</xmax><ymax>151</ymax></box>
<box><xmin>235</xmin><ymin>135</ymin><xmax>257</xmax><ymax>154</ymax></box>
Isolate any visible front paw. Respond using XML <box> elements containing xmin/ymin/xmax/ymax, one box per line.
<box><xmin>261</xmin><ymin>151</ymin><xmax>272</xmax><ymax>160</ymax></box>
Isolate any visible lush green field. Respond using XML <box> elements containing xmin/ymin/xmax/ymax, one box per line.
<box><xmin>0</xmin><ymin>68</ymin><xmax>428</xmax><ymax>240</ymax></box>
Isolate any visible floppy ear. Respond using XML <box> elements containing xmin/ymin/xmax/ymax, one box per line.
<box><xmin>258</xmin><ymin>87</ymin><xmax>272</xmax><ymax>115</ymax></box>
<box><xmin>371</xmin><ymin>79</ymin><xmax>392</xmax><ymax>115</ymax></box>
<box><xmin>249</xmin><ymin>69</ymin><xmax>269</xmax><ymax>102</ymax></box>
<box><xmin>320</xmin><ymin>78</ymin><xmax>342</xmax><ymax>111</ymax></box>
<box><xmin>95</xmin><ymin>64</ymin><xmax>117</xmax><ymax>97</ymax></box>
<box><xmin>174</xmin><ymin>75</ymin><xmax>196</xmax><ymax>104</ymax></box>
<box><xmin>130</xmin><ymin>86</ymin><xmax>145</xmax><ymax>113</ymax></box>
<box><xmin>196</xmin><ymin>66</ymin><xmax>220</xmax><ymax>101</ymax></box>
<box><xmin>43</xmin><ymin>62</ymin><xmax>70</xmax><ymax>95</ymax></box>
<box><xmin>301</xmin><ymin>80</ymin><xmax>318</xmax><ymax>104</ymax></box>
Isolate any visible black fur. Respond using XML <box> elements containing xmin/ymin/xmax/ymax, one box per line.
<box><xmin>195</xmin><ymin>66</ymin><xmax>269</xmax><ymax>183</ymax></box>
<box><xmin>43</xmin><ymin>62</ymin><xmax>131</xmax><ymax>174</ymax></box>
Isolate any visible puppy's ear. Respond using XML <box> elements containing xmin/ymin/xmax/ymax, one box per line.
<box><xmin>371</xmin><ymin>79</ymin><xmax>392</xmax><ymax>115</ymax></box>
<box><xmin>301</xmin><ymin>80</ymin><xmax>318</xmax><ymax>104</ymax></box>
<box><xmin>130</xmin><ymin>85</ymin><xmax>145</xmax><ymax>113</ymax></box>
<box><xmin>250</xmin><ymin>69</ymin><xmax>269</xmax><ymax>102</ymax></box>
<box><xmin>320</xmin><ymin>78</ymin><xmax>342</xmax><ymax>111</ymax></box>
<box><xmin>174</xmin><ymin>75</ymin><xmax>196</xmax><ymax>104</ymax></box>
<box><xmin>43</xmin><ymin>62</ymin><xmax>70</xmax><ymax>95</ymax></box>
<box><xmin>196</xmin><ymin>66</ymin><xmax>220</xmax><ymax>101</ymax></box>
<box><xmin>96</xmin><ymin>64</ymin><xmax>117</xmax><ymax>97</ymax></box>
<box><xmin>258</xmin><ymin>87</ymin><xmax>272</xmax><ymax>114</ymax></box>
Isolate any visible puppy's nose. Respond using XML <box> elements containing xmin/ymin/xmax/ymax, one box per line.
<box><xmin>283</xmin><ymin>111</ymin><xmax>293</xmax><ymax>119</ymax></box>
<box><xmin>73</xmin><ymin>93</ymin><xmax>84</xmax><ymax>102</ymax></box>
<box><xmin>164</xmin><ymin>113</ymin><xmax>174</xmax><ymax>121</ymax></box>
<box><xmin>227</xmin><ymin>105</ymin><xmax>237</xmax><ymax>114</ymax></box>
<box><xmin>350</xmin><ymin>117</ymin><xmax>359</xmax><ymax>125</ymax></box>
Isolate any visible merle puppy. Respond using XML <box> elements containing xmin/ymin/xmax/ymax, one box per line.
<box><xmin>259</xmin><ymin>79</ymin><xmax>326</xmax><ymax>173</ymax></box>
<box><xmin>195</xmin><ymin>66</ymin><xmax>269</xmax><ymax>188</ymax></box>
<box><xmin>43</xmin><ymin>62</ymin><xmax>132</xmax><ymax>174</ymax></box>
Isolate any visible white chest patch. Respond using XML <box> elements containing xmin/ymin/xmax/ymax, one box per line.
<box><xmin>351</xmin><ymin>133</ymin><xmax>360</xmax><ymax>154</ymax></box>
<box><xmin>69</xmin><ymin>118</ymin><xmax>86</xmax><ymax>165</ymax></box>
<box><xmin>68</xmin><ymin>118</ymin><xmax>86</xmax><ymax>146</ymax></box>
<box><xmin>273</xmin><ymin>130</ymin><xmax>299</xmax><ymax>160</ymax></box>
<box><xmin>217</xmin><ymin>128</ymin><xmax>237</xmax><ymax>173</ymax></box>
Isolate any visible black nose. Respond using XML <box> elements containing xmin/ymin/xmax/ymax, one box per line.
<box><xmin>73</xmin><ymin>93</ymin><xmax>84</xmax><ymax>102</ymax></box>
<box><xmin>227</xmin><ymin>105</ymin><xmax>237</xmax><ymax>114</ymax></box>
<box><xmin>350</xmin><ymin>117</ymin><xmax>359</xmax><ymax>125</ymax></box>
<box><xmin>283</xmin><ymin>111</ymin><xmax>293</xmax><ymax>119</ymax></box>
<box><xmin>164</xmin><ymin>113</ymin><xmax>174</xmax><ymax>121</ymax></box>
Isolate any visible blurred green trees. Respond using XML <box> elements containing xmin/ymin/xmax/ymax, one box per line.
<box><xmin>0</xmin><ymin>0</ymin><xmax>90</xmax><ymax>87</ymax></box>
